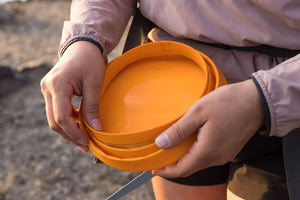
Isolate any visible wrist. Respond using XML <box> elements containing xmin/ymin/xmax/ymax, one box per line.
<box><xmin>250</xmin><ymin>76</ymin><xmax>271</xmax><ymax>136</ymax></box>
<box><xmin>64</xmin><ymin>41</ymin><xmax>102</xmax><ymax>58</ymax></box>
<box><xmin>59</xmin><ymin>41</ymin><xmax>105</xmax><ymax>70</ymax></box>
<box><xmin>244</xmin><ymin>79</ymin><xmax>266</xmax><ymax>130</ymax></box>
<box><xmin>59</xmin><ymin>37</ymin><xmax>103</xmax><ymax>58</ymax></box>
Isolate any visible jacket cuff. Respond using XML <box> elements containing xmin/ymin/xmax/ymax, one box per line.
<box><xmin>58</xmin><ymin>34</ymin><xmax>108</xmax><ymax>64</ymax></box>
<box><xmin>59</xmin><ymin>37</ymin><xmax>104</xmax><ymax>57</ymax></box>
<box><xmin>251</xmin><ymin>76</ymin><xmax>271</xmax><ymax>137</ymax></box>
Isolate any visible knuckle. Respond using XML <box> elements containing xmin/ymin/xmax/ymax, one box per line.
<box><xmin>192</xmin><ymin>105</ymin><xmax>206</xmax><ymax>122</ymax></box>
<box><xmin>170</xmin><ymin>123</ymin><xmax>185</xmax><ymax>141</ymax></box>
<box><xmin>49</xmin><ymin>122</ymin><xmax>59</xmax><ymax>131</ymax></box>
<box><xmin>40</xmin><ymin>77</ymin><xmax>48</xmax><ymax>92</ymax></box>
<box><xmin>48</xmin><ymin>74</ymin><xmax>60</xmax><ymax>87</ymax></box>
<box><xmin>190</xmin><ymin>100</ymin><xmax>204</xmax><ymax>114</ymax></box>
<box><xmin>83</xmin><ymin>104</ymin><xmax>99</xmax><ymax>115</ymax></box>
<box><xmin>54</xmin><ymin>114</ymin><xmax>67</xmax><ymax>126</ymax></box>
<box><xmin>40</xmin><ymin>73</ymin><xmax>61</xmax><ymax>93</ymax></box>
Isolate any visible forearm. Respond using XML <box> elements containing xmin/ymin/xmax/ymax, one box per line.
<box><xmin>251</xmin><ymin>54</ymin><xmax>300</xmax><ymax>137</ymax></box>
<box><xmin>59</xmin><ymin>0</ymin><xmax>136</xmax><ymax>60</ymax></box>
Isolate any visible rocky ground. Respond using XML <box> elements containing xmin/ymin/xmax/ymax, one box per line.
<box><xmin>0</xmin><ymin>1</ymin><xmax>154</xmax><ymax>199</ymax></box>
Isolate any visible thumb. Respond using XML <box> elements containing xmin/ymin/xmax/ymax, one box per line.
<box><xmin>155</xmin><ymin>106</ymin><xmax>205</xmax><ymax>149</ymax></box>
<box><xmin>82</xmin><ymin>79</ymin><xmax>102</xmax><ymax>131</ymax></box>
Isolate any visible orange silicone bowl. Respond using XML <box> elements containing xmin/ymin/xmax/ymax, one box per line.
<box><xmin>78</xmin><ymin>41</ymin><xmax>226</xmax><ymax>172</ymax></box>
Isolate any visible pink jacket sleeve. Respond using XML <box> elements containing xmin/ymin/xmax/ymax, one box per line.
<box><xmin>58</xmin><ymin>0</ymin><xmax>136</xmax><ymax>60</ymax></box>
<box><xmin>252</xmin><ymin>54</ymin><xmax>300</xmax><ymax>137</ymax></box>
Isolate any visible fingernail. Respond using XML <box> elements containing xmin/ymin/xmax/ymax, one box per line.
<box><xmin>91</xmin><ymin>119</ymin><xmax>102</xmax><ymax>131</ymax></box>
<box><xmin>155</xmin><ymin>133</ymin><xmax>170</xmax><ymax>148</ymax></box>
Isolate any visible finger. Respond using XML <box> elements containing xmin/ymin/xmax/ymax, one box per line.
<box><xmin>155</xmin><ymin>103</ymin><xmax>207</xmax><ymax>149</ymax></box>
<box><xmin>81</xmin><ymin>74</ymin><xmax>103</xmax><ymax>131</ymax></box>
<box><xmin>154</xmin><ymin>120</ymin><xmax>231</xmax><ymax>178</ymax></box>
<box><xmin>153</xmin><ymin>148</ymin><xmax>210</xmax><ymax>178</ymax></box>
<box><xmin>42</xmin><ymin>91</ymin><xmax>70</xmax><ymax>138</ymax></box>
<box><xmin>43</xmin><ymin>91</ymin><xmax>88</xmax><ymax>151</ymax></box>
<box><xmin>52</xmin><ymin>91</ymin><xmax>88</xmax><ymax>148</ymax></box>
<box><xmin>153</xmin><ymin>137</ymin><xmax>209</xmax><ymax>178</ymax></box>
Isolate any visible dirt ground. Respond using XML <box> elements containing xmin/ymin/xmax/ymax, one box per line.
<box><xmin>0</xmin><ymin>1</ymin><xmax>154</xmax><ymax>199</ymax></box>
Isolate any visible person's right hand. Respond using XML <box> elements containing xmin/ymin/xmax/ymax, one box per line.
<box><xmin>40</xmin><ymin>41</ymin><xmax>105</xmax><ymax>152</ymax></box>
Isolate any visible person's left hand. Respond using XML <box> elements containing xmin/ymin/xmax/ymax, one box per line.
<box><xmin>153</xmin><ymin>79</ymin><xmax>265</xmax><ymax>178</ymax></box>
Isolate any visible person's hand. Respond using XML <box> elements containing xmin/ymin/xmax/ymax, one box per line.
<box><xmin>153</xmin><ymin>80</ymin><xmax>265</xmax><ymax>178</ymax></box>
<box><xmin>40</xmin><ymin>41</ymin><xmax>105</xmax><ymax>152</ymax></box>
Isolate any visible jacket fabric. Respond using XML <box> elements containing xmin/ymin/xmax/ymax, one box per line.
<box><xmin>58</xmin><ymin>1</ymin><xmax>300</xmax><ymax>198</ymax></box>
<box><xmin>59</xmin><ymin>0</ymin><xmax>300</xmax><ymax>138</ymax></box>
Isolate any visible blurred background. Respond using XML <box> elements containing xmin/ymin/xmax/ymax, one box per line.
<box><xmin>0</xmin><ymin>0</ymin><xmax>154</xmax><ymax>199</ymax></box>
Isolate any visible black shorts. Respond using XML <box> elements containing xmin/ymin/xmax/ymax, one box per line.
<box><xmin>167</xmin><ymin>133</ymin><xmax>290</xmax><ymax>199</ymax></box>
